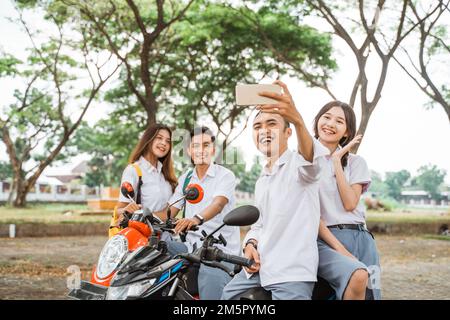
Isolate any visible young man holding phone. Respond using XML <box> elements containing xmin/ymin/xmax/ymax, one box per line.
<box><xmin>221</xmin><ymin>80</ymin><xmax>329</xmax><ymax>300</ymax></box>
<box><xmin>166</xmin><ymin>126</ymin><xmax>240</xmax><ymax>300</ymax></box>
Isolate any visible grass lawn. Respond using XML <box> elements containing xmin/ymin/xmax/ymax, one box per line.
<box><xmin>1</xmin><ymin>203</ymin><xmax>449</xmax><ymax>225</ymax></box>
<box><xmin>366</xmin><ymin>208</ymin><xmax>450</xmax><ymax>224</ymax></box>
<box><xmin>0</xmin><ymin>203</ymin><xmax>111</xmax><ymax>224</ymax></box>
<box><xmin>422</xmin><ymin>234</ymin><xmax>450</xmax><ymax>241</ymax></box>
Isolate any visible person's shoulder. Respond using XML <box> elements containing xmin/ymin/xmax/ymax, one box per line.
<box><xmin>178</xmin><ymin>169</ymin><xmax>192</xmax><ymax>182</ymax></box>
<box><xmin>123</xmin><ymin>163</ymin><xmax>137</xmax><ymax>175</ymax></box>
<box><xmin>215</xmin><ymin>164</ymin><xmax>236</xmax><ymax>180</ymax></box>
<box><xmin>348</xmin><ymin>153</ymin><xmax>369</xmax><ymax>168</ymax></box>
<box><xmin>288</xmin><ymin>149</ymin><xmax>310</xmax><ymax>167</ymax></box>
<box><xmin>120</xmin><ymin>163</ymin><xmax>140</xmax><ymax>183</ymax></box>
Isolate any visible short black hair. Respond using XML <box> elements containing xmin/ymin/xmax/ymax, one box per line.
<box><xmin>189</xmin><ymin>126</ymin><xmax>216</xmax><ymax>144</ymax></box>
<box><xmin>187</xmin><ymin>126</ymin><xmax>216</xmax><ymax>166</ymax></box>
<box><xmin>254</xmin><ymin>110</ymin><xmax>290</xmax><ymax>129</ymax></box>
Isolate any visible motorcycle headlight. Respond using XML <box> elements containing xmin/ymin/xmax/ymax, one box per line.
<box><xmin>106</xmin><ymin>279</ymin><xmax>156</xmax><ymax>300</ymax></box>
<box><xmin>96</xmin><ymin>235</ymin><xmax>128</xmax><ymax>279</ymax></box>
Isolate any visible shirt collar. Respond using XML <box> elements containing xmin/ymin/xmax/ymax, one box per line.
<box><xmin>261</xmin><ymin>149</ymin><xmax>291</xmax><ymax>176</ymax></box>
<box><xmin>139</xmin><ymin>156</ymin><xmax>163</xmax><ymax>173</ymax></box>
<box><xmin>193</xmin><ymin>163</ymin><xmax>216</xmax><ymax>180</ymax></box>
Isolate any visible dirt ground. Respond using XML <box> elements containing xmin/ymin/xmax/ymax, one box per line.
<box><xmin>0</xmin><ymin>234</ymin><xmax>449</xmax><ymax>300</ymax></box>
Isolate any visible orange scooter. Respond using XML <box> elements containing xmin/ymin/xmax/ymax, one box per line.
<box><xmin>76</xmin><ymin>181</ymin><xmax>204</xmax><ymax>293</ymax></box>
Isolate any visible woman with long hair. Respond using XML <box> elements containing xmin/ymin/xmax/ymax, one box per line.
<box><xmin>315</xmin><ymin>101</ymin><xmax>381</xmax><ymax>300</ymax></box>
<box><xmin>111</xmin><ymin>123</ymin><xmax>178</xmax><ymax>234</ymax></box>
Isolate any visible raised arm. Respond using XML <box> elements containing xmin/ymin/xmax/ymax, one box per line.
<box><xmin>257</xmin><ymin>80</ymin><xmax>314</xmax><ymax>161</ymax></box>
<box><xmin>331</xmin><ymin>135</ymin><xmax>364</xmax><ymax>212</ymax></box>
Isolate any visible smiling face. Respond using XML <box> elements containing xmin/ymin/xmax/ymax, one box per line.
<box><xmin>150</xmin><ymin>129</ymin><xmax>172</xmax><ymax>159</ymax></box>
<box><xmin>252</xmin><ymin>111</ymin><xmax>291</xmax><ymax>158</ymax></box>
<box><xmin>188</xmin><ymin>133</ymin><xmax>215</xmax><ymax>165</ymax></box>
<box><xmin>317</xmin><ymin>106</ymin><xmax>348</xmax><ymax>145</ymax></box>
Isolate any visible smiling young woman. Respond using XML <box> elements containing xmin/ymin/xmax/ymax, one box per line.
<box><xmin>109</xmin><ymin>124</ymin><xmax>178</xmax><ymax>237</ymax></box>
<box><xmin>314</xmin><ymin>101</ymin><xmax>381</xmax><ymax>300</ymax></box>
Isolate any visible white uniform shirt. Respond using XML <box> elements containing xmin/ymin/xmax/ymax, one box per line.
<box><xmin>243</xmin><ymin>139</ymin><xmax>329</xmax><ymax>286</ymax></box>
<box><xmin>169</xmin><ymin>164</ymin><xmax>240</xmax><ymax>255</ymax></box>
<box><xmin>319</xmin><ymin>151</ymin><xmax>371</xmax><ymax>226</ymax></box>
<box><xmin>118</xmin><ymin>156</ymin><xmax>173</xmax><ymax>212</ymax></box>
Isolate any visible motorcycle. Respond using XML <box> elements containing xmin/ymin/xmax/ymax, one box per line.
<box><xmin>69</xmin><ymin>206</ymin><xmax>259</xmax><ymax>300</ymax></box>
<box><xmin>68</xmin><ymin>180</ymin><xmax>355</xmax><ymax>300</ymax></box>
<box><xmin>68</xmin><ymin>180</ymin><xmax>204</xmax><ymax>299</ymax></box>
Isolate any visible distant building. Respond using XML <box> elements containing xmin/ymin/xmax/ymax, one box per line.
<box><xmin>0</xmin><ymin>161</ymin><xmax>99</xmax><ymax>203</ymax></box>
<box><xmin>1</xmin><ymin>161</ymin><xmax>258</xmax><ymax>205</ymax></box>
<box><xmin>44</xmin><ymin>160</ymin><xmax>88</xmax><ymax>184</ymax></box>
<box><xmin>400</xmin><ymin>190</ymin><xmax>449</xmax><ymax>207</ymax></box>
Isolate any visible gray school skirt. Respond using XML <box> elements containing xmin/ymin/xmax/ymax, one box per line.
<box><xmin>318</xmin><ymin>226</ymin><xmax>382</xmax><ymax>300</ymax></box>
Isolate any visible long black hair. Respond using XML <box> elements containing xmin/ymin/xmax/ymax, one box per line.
<box><xmin>313</xmin><ymin>101</ymin><xmax>357</xmax><ymax>168</ymax></box>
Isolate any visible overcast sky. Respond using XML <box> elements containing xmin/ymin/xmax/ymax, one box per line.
<box><xmin>1</xmin><ymin>1</ymin><xmax>449</xmax><ymax>183</ymax></box>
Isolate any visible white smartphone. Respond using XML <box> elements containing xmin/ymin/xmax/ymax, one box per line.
<box><xmin>235</xmin><ymin>84</ymin><xmax>282</xmax><ymax>106</ymax></box>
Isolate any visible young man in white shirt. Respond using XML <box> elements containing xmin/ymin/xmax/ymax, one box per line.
<box><xmin>166</xmin><ymin>126</ymin><xmax>240</xmax><ymax>300</ymax></box>
<box><xmin>221</xmin><ymin>80</ymin><xmax>329</xmax><ymax>300</ymax></box>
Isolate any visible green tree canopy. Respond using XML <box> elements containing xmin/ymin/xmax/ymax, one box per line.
<box><xmin>385</xmin><ymin>170</ymin><xmax>411</xmax><ymax>200</ymax></box>
<box><xmin>415</xmin><ymin>164</ymin><xmax>446</xmax><ymax>200</ymax></box>
<box><xmin>71</xmin><ymin>0</ymin><xmax>336</xmax><ymax>184</ymax></box>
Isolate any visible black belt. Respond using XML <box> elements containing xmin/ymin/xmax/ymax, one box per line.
<box><xmin>328</xmin><ymin>224</ymin><xmax>366</xmax><ymax>231</ymax></box>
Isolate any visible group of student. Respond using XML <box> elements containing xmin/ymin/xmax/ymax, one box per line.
<box><xmin>113</xmin><ymin>80</ymin><xmax>381</xmax><ymax>300</ymax></box>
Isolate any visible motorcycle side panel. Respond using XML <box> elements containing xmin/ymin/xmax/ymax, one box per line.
<box><xmin>112</xmin><ymin>248</ymin><xmax>171</xmax><ymax>286</ymax></box>
<box><xmin>128</xmin><ymin>220</ymin><xmax>152</xmax><ymax>238</ymax></box>
<box><xmin>120</xmin><ymin>227</ymin><xmax>149</xmax><ymax>251</ymax></box>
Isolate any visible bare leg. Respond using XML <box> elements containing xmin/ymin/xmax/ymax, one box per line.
<box><xmin>343</xmin><ymin>269</ymin><xmax>368</xmax><ymax>300</ymax></box>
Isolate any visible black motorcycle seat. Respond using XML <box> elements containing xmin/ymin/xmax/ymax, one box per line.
<box><xmin>239</xmin><ymin>287</ymin><xmax>272</xmax><ymax>300</ymax></box>
<box><xmin>183</xmin><ymin>263</ymin><xmax>200</xmax><ymax>296</ymax></box>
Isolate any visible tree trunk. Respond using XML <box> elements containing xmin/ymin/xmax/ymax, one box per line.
<box><xmin>353</xmin><ymin>105</ymin><xmax>373</xmax><ymax>153</ymax></box>
<box><xmin>7</xmin><ymin>177</ymin><xmax>16</xmax><ymax>205</ymax></box>
<box><xmin>145</xmin><ymin>98</ymin><xmax>157</xmax><ymax>127</ymax></box>
<box><xmin>12</xmin><ymin>182</ymin><xmax>27</xmax><ymax>208</ymax></box>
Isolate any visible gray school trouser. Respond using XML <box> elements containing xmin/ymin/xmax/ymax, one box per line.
<box><xmin>326</xmin><ymin>226</ymin><xmax>382</xmax><ymax>300</ymax></box>
<box><xmin>166</xmin><ymin>240</ymin><xmax>232</xmax><ymax>300</ymax></box>
<box><xmin>221</xmin><ymin>271</ymin><xmax>315</xmax><ymax>300</ymax></box>
<box><xmin>318</xmin><ymin>239</ymin><xmax>368</xmax><ymax>300</ymax></box>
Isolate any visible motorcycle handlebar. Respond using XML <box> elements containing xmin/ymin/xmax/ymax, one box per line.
<box><xmin>177</xmin><ymin>253</ymin><xmax>201</xmax><ymax>264</ymax></box>
<box><xmin>216</xmin><ymin>251</ymin><xmax>254</xmax><ymax>268</ymax></box>
<box><xmin>158</xmin><ymin>224</ymin><xmax>199</xmax><ymax>234</ymax></box>
<box><xmin>177</xmin><ymin>246</ymin><xmax>254</xmax><ymax>277</ymax></box>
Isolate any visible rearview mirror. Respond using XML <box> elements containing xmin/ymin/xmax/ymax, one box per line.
<box><xmin>223</xmin><ymin>205</ymin><xmax>259</xmax><ymax>226</ymax></box>
<box><xmin>121</xmin><ymin>182</ymin><xmax>135</xmax><ymax>199</ymax></box>
<box><xmin>185</xmin><ymin>184</ymin><xmax>204</xmax><ymax>204</ymax></box>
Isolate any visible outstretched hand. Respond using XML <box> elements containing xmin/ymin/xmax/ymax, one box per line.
<box><xmin>332</xmin><ymin>134</ymin><xmax>363</xmax><ymax>161</ymax></box>
<box><xmin>257</xmin><ymin>80</ymin><xmax>302</xmax><ymax>126</ymax></box>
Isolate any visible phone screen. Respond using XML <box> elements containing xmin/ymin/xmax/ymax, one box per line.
<box><xmin>235</xmin><ymin>84</ymin><xmax>282</xmax><ymax>106</ymax></box>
